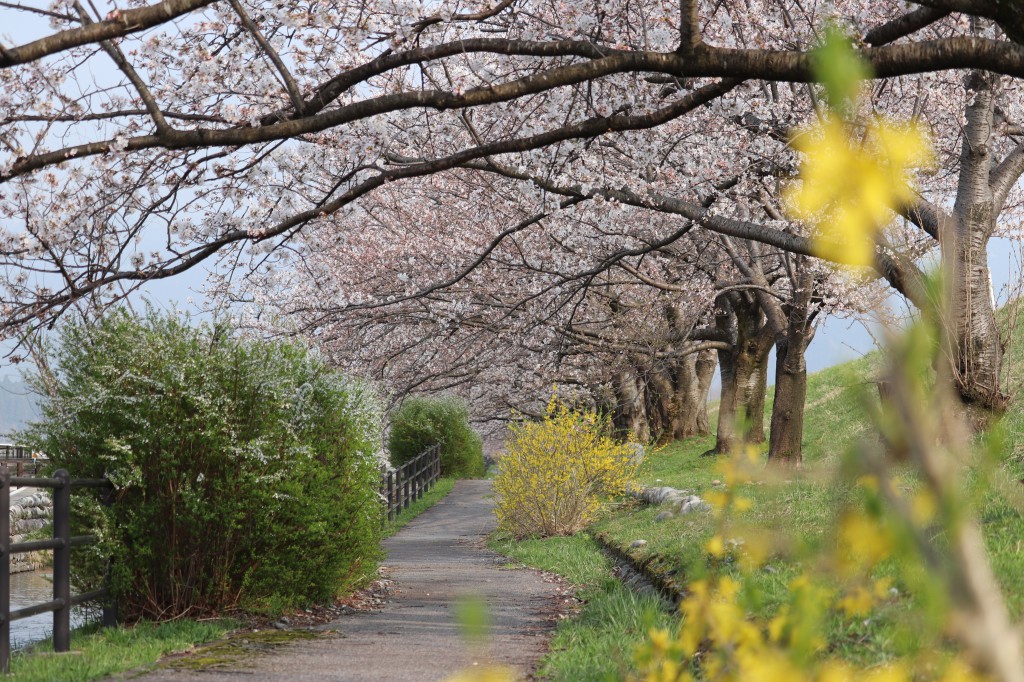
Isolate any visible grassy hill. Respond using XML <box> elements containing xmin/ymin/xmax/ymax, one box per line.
<box><xmin>591</xmin><ymin>312</ymin><xmax>1024</xmax><ymax>669</ymax></box>
<box><xmin>494</xmin><ymin>311</ymin><xmax>1024</xmax><ymax>680</ymax></box>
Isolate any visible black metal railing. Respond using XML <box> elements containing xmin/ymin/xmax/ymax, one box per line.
<box><xmin>0</xmin><ymin>469</ymin><xmax>115</xmax><ymax>672</ymax></box>
<box><xmin>379</xmin><ymin>444</ymin><xmax>441</xmax><ymax>523</ymax></box>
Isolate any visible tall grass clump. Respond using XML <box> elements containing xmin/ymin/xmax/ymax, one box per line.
<box><xmin>21</xmin><ymin>309</ymin><xmax>384</xmax><ymax>620</ymax></box>
<box><xmin>388</xmin><ymin>396</ymin><xmax>484</xmax><ymax>477</ymax></box>
<box><xmin>494</xmin><ymin>397</ymin><xmax>637</xmax><ymax>538</ymax></box>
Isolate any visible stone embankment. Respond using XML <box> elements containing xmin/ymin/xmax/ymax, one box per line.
<box><xmin>631</xmin><ymin>485</ymin><xmax>709</xmax><ymax>521</ymax></box>
<box><xmin>9</xmin><ymin>489</ymin><xmax>52</xmax><ymax>573</ymax></box>
<box><xmin>596</xmin><ymin>484</ymin><xmax>714</xmax><ymax>602</ymax></box>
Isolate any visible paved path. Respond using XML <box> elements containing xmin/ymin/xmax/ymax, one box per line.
<box><xmin>131</xmin><ymin>480</ymin><xmax>560</xmax><ymax>681</ymax></box>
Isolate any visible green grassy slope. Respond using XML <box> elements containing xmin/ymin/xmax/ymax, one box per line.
<box><xmin>591</xmin><ymin>310</ymin><xmax>1024</xmax><ymax>668</ymax></box>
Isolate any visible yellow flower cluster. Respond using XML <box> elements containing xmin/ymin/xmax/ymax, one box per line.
<box><xmin>634</xmin><ymin>561</ymin><xmax>983</xmax><ymax>682</ymax></box>
<box><xmin>785</xmin><ymin>116</ymin><xmax>934</xmax><ymax>268</ymax></box>
<box><xmin>632</xmin><ymin>454</ymin><xmax>986</xmax><ymax>682</ymax></box>
<box><xmin>493</xmin><ymin>395</ymin><xmax>637</xmax><ymax>538</ymax></box>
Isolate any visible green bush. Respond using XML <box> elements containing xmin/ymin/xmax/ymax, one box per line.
<box><xmin>388</xmin><ymin>396</ymin><xmax>484</xmax><ymax>478</ymax></box>
<box><xmin>21</xmin><ymin>309</ymin><xmax>384</xmax><ymax>620</ymax></box>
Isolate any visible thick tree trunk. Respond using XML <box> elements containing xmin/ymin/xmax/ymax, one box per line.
<box><xmin>709</xmin><ymin>295</ymin><xmax>772</xmax><ymax>455</ymax></box>
<box><xmin>746</xmin><ymin>351</ymin><xmax>769</xmax><ymax>444</ymax></box>
<box><xmin>767</xmin><ymin>262</ymin><xmax>814</xmax><ymax>466</ymax></box>
<box><xmin>643</xmin><ymin>363</ymin><xmax>674</xmax><ymax>443</ymax></box>
<box><xmin>949</xmin><ymin>220</ymin><xmax>1005</xmax><ymax>409</ymax></box>
<box><xmin>713</xmin><ymin>344</ymin><xmax>741</xmax><ymax>455</ymax></box>
<box><xmin>612</xmin><ymin>367</ymin><xmax>650</xmax><ymax>442</ymax></box>
<box><xmin>767</xmin><ymin>339</ymin><xmax>808</xmax><ymax>465</ymax></box>
<box><xmin>645</xmin><ymin>349</ymin><xmax>718</xmax><ymax>443</ymax></box>
<box><xmin>692</xmin><ymin>349</ymin><xmax>717</xmax><ymax>434</ymax></box>
<box><xmin>945</xmin><ymin>72</ymin><xmax>1008</xmax><ymax>412</ymax></box>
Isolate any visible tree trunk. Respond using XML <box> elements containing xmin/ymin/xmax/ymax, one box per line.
<box><xmin>746</xmin><ymin>351</ymin><xmax>769</xmax><ymax>444</ymax></box>
<box><xmin>692</xmin><ymin>349</ymin><xmax>717</xmax><ymax>435</ymax></box>
<box><xmin>948</xmin><ymin>216</ymin><xmax>1005</xmax><ymax>410</ymax></box>
<box><xmin>767</xmin><ymin>338</ymin><xmax>808</xmax><ymax>465</ymax></box>
<box><xmin>712</xmin><ymin>342</ymin><xmax>741</xmax><ymax>455</ymax></box>
<box><xmin>767</xmin><ymin>261</ymin><xmax>815</xmax><ymax>466</ymax></box>
<box><xmin>709</xmin><ymin>294</ymin><xmax>772</xmax><ymax>455</ymax></box>
<box><xmin>612</xmin><ymin>367</ymin><xmax>650</xmax><ymax>442</ymax></box>
<box><xmin>645</xmin><ymin>349</ymin><xmax>718</xmax><ymax>443</ymax></box>
<box><xmin>945</xmin><ymin>71</ymin><xmax>1008</xmax><ymax>413</ymax></box>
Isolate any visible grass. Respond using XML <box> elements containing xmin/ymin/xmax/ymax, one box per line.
<box><xmin>5</xmin><ymin>619</ymin><xmax>236</xmax><ymax>682</ymax></box>
<box><xmin>489</xmin><ymin>533</ymin><xmax>677</xmax><ymax>681</ymax></box>
<box><xmin>384</xmin><ymin>476</ymin><xmax>455</xmax><ymax>538</ymax></box>
<box><xmin>491</xmin><ymin>306</ymin><xmax>1024</xmax><ymax>677</ymax></box>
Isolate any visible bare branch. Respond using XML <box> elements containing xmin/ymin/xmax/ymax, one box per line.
<box><xmin>227</xmin><ymin>0</ymin><xmax>306</xmax><ymax>116</ymax></box>
<box><xmin>863</xmin><ymin>6</ymin><xmax>951</xmax><ymax>46</ymax></box>
<box><xmin>0</xmin><ymin>0</ymin><xmax>219</xmax><ymax>67</ymax></box>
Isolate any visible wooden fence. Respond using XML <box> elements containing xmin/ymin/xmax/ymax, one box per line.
<box><xmin>0</xmin><ymin>444</ymin><xmax>45</xmax><ymax>479</ymax></box>
<box><xmin>0</xmin><ymin>443</ymin><xmax>437</xmax><ymax>669</ymax></box>
<box><xmin>379</xmin><ymin>444</ymin><xmax>441</xmax><ymax>523</ymax></box>
<box><xmin>0</xmin><ymin>469</ymin><xmax>115</xmax><ymax>672</ymax></box>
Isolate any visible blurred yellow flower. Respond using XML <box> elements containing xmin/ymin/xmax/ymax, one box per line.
<box><xmin>705</xmin><ymin>534</ymin><xmax>726</xmax><ymax>558</ymax></box>
<box><xmin>785</xmin><ymin>116</ymin><xmax>933</xmax><ymax>267</ymax></box>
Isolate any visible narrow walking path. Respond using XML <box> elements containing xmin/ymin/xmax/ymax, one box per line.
<box><xmin>131</xmin><ymin>480</ymin><xmax>561</xmax><ymax>681</ymax></box>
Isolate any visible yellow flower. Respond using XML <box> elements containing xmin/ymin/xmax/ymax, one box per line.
<box><xmin>911</xmin><ymin>490</ymin><xmax>938</xmax><ymax>525</ymax></box>
<box><xmin>817</xmin><ymin>661</ymin><xmax>856</xmax><ymax>682</ymax></box>
<box><xmin>705</xmin><ymin>534</ymin><xmax>726</xmax><ymax>558</ymax></box>
<box><xmin>785</xmin><ymin>116</ymin><xmax>933</xmax><ymax>267</ymax></box>
<box><xmin>863</xmin><ymin>662</ymin><xmax>911</xmax><ymax>682</ymax></box>
<box><xmin>734</xmin><ymin>496</ymin><xmax>754</xmax><ymax>513</ymax></box>
<box><xmin>648</xmin><ymin>627</ymin><xmax>671</xmax><ymax>652</ymax></box>
<box><xmin>940</xmin><ymin>658</ymin><xmax>987</xmax><ymax>682</ymax></box>
<box><xmin>836</xmin><ymin>511</ymin><xmax>892</xmax><ymax>575</ymax></box>
<box><xmin>837</xmin><ymin>585</ymin><xmax>875</xmax><ymax>617</ymax></box>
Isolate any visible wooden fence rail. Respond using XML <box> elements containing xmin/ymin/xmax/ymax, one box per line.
<box><xmin>0</xmin><ymin>444</ymin><xmax>46</xmax><ymax>479</ymax></box>
<box><xmin>379</xmin><ymin>444</ymin><xmax>441</xmax><ymax>523</ymax></box>
<box><xmin>0</xmin><ymin>469</ymin><xmax>116</xmax><ymax>672</ymax></box>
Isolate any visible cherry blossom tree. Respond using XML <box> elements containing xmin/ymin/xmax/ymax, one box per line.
<box><xmin>227</xmin><ymin>168</ymin><xmax>730</xmax><ymax>439</ymax></box>
<box><xmin>0</xmin><ymin>0</ymin><xmax>1019</xmax><ymax>322</ymax></box>
<box><xmin>1</xmin><ymin>0</ymin><xmax>1021</xmax><ymax>428</ymax></box>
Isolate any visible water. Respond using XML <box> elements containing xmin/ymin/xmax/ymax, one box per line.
<box><xmin>8</xmin><ymin>570</ymin><xmax>92</xmax><ymax>650</ymax></box>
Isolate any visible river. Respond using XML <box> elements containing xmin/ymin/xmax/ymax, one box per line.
<box><xmin>9</xmin><ymin>570</ymin><xmax>91</xmax><ymax>649</ymax></box>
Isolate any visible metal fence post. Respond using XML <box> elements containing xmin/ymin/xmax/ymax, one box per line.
<box><xmin>403</xmin><ymin>464</ymin><xmax>410</xmax><ymax>510</ymax></box>
<box><xmin>1</xmin><ymin>469</ymin><xmax>10</xmax><ymax>673</ymax></box>
<box><xmin>418</xmin><ymin>455</ymin><xmax>425</xmax><ymax>499</ymax></box>
<box><xmin>414</xmin><ymin>456</ymin><xmax>421</xmax><ymax>501</ymax></box>
<box><xmin>396</xmin><ymin>468</ymin><xmax>403</xmax><ymax>515</ymax></box>
<box><xmin>387</xmin><ymin>471</ymin><xmax>395</xmax><ymax>522</ymax></box>
<box><xmin>53</xmin><ymin>469</ymin><xmax>71</xmax><ymax>653</ymax></box>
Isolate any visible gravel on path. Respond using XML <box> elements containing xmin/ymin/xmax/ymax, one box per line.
<box><xmin>126</xmin><ymin>479</ymin><xmax>563</xmax><ymax>682</ymax></box>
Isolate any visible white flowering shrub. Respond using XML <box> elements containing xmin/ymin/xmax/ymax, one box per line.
<box><xmin>22</xmin><ymin>309</ymin><xmax>384</xmax><ymax>619</ymax></box>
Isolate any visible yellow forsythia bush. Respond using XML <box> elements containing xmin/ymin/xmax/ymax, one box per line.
<box><xmin>493</xmin><ymin>397</ymin><xmax>637</xmax><ymax>538</ymax></box>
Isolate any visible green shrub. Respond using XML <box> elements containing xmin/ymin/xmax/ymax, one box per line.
<box><xmin>21</xmin><ymin>309</ymin><xmax>384</xmax><ymax>620</ymax></box>
<box><xmin>388</xmin><ymin>396</ymin><xmax>484</xmax><ymax>478</ymax></box>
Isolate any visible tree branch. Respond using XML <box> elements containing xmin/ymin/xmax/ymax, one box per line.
<box><xmin>0</xmin><ymin>0</ymin><xmax>219</xmax><ymax>67</ymax></box>
<box><xmin>864</xmin><ymin>6</ymin><xmax>951</xmax><ymax>46</ymax></box>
